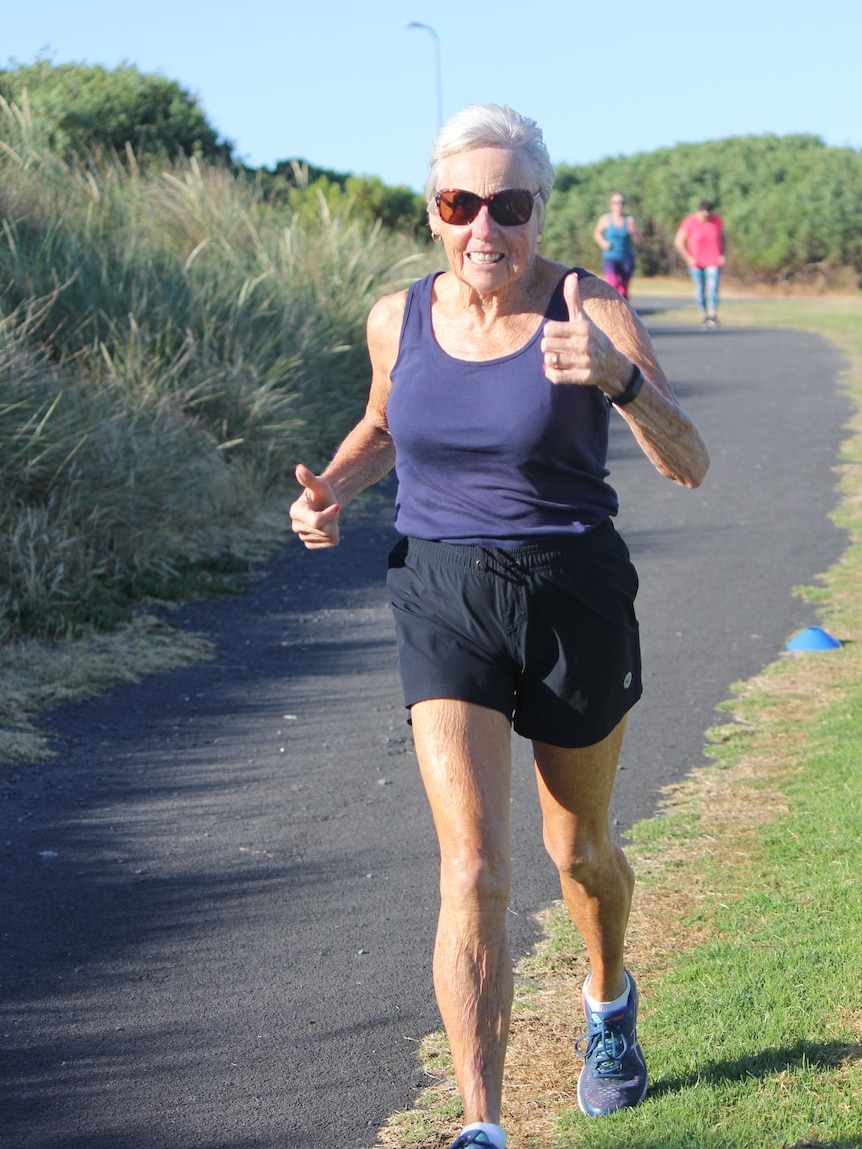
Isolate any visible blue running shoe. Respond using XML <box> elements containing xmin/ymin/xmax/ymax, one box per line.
<box><xmin>449</xmin><ymin>1133</ymin><xmax>502</xmax><ymax>1149</ymax></box>
<box><xmin>575</xmin><ymin>973</ymin><xmax>648</xmax><ymax>1116</ymax></box>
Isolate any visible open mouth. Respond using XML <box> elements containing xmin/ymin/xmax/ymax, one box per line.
<box><xmin>467</xmin><ymin>252</ymin><xmax>504</xmax><ymax>265</ymax></box>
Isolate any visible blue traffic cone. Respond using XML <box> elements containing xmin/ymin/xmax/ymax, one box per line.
<box><xmin>786</xmin><ymin>626</ymin><xmax>842</xmax><ymax>651</ymax></box>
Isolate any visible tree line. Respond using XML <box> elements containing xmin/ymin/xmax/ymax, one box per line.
<box><xmin>3</xmin><ymin>61</ymin><xmax>860</xmax><ymax>286</ymax></box>
<box><xmin>545</xmin><ymin>134</ymin><xmax>862</xmax><ymax>287</ymax></box>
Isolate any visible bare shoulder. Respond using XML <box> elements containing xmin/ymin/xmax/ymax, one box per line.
<box><xmin>578</xmin><ymin>272</ymin><xmax>637</xmax><ymax>323</ymax></box>
<box><xmin>584</xmin><ymin>284</ymin><xmax>641</xmax><ymax>343</ymax></box>
<box><xmin>582</xmin><ymin>276</ymin><xmax>645</xmax><ymax>338</ymax></box>
<box><xmin>367</xmin><ymin>287</ymin><xmax>408</xmax><ymax>369</ymax></box>
<box><xmin>544</xmin><ymin>261</ymin><xmax>642</xmax><ymax>341</ymax></box>
<box><xmin>367</xmin><ymin>287</ymin><xmax>408</xmax><ymax>342</ymax></box>
<box><xmin>578</xmin><ymin>272</ymin><xmax>675</xmax><ymax>394</ymax></box>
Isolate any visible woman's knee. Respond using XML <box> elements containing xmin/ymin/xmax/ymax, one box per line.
<box><xmin>544</xmin><ymin>830</ymin><xmax>626</xmax><ymax>888</ymax></box>
<box><xmin>439</xmin><ymin>844</ymin><xmax>512</xmax><ymax>912</ymax></box>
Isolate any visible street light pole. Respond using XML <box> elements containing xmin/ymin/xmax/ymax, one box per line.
<box><xmin>403</xmin><ymin>21</ymin><xmax>442</xmax><ymax>133</ymax></box>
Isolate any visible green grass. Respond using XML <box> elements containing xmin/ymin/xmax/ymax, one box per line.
<box><xmin>553</xmin><ymin>702</ymin><xmax>862</xmax><ymax>1148</ymax></box>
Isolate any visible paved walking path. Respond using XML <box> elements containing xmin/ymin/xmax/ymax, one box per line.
<box><xmin>1</xmin><ymin>302</ymin><xmax>850</xmax><ymax>1148</ymax></box>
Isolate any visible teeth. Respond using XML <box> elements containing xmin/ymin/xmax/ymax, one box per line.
<box><xmin>469</xmin><ymin>253</ymin><xmax>502</xmax><ymax>264</ymax></box>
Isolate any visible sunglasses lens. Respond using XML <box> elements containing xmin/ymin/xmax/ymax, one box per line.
<box><xmin>436</xmin><ymin>189</ymin><xmax>537</xmax><ymax>227</ymax></box>
<box><xmin>437</xmin><ymin>191</ymin><xmax>482</xmax><ymax>225</ymax></box>
<box><xmin>490</xmin><ymin>190</ymin><xmax>534</xmax><ymax>225</ymax></box>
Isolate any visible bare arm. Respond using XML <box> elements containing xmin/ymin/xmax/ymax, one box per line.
<box><xmin>674</xmin><ymin>222</ymin><xmax>694</xmax><ymax>265</ymax></box>
<box><xmin>593</xmin><ymin>213</ymin><xmax>610</xmax><ymax>250</ymax></box>
<box><xmin>627</xmin><ymin>214</ymin><xmax>643</xmax><ymax>245</ymax></box>
<box><xmin>541</xmin><ymin>273</ymin><xmax>709</xmax><ymax>488</ymax></box>
<box><xmin>290</xmin><ymin>291</ymin><xmax>405</xmax><ymax>548</ymax></box>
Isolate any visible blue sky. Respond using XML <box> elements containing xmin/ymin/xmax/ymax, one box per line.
<box><xmin>4</xmin><ymin>1</ymin><xmax>860</xmax><ymax>192</ymax></box>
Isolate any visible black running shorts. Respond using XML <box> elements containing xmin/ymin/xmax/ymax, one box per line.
<box><xmin>386</xmin><ymin>521</ymin><xmax>642</xmax><ymax>748</ymax></box>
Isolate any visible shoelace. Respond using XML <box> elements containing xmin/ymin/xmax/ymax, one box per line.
<box><xmin>575</xmin><ymin>1013</ymin><xmax>631</xmax><ymax>1079</ymax></box>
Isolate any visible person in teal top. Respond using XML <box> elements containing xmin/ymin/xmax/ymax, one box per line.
<box><xmin>593</xmin><ymin>192</ymin><xmax>642</xmax><ymax>299</ymax></box>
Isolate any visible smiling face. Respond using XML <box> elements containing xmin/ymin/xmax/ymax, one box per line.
<box><xmin>432</xmin><ymin>146</ymin><xmax>545</xmax><ymax>297</ymax></box>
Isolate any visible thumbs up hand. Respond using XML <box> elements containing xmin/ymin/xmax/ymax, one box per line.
<box><xmin>562</xmin><ymin>270</ymin><xmax>586</xmax><ymax>325</ymax></box>
<box><xmin>290</xmin><ymin>463</ymin><xmax>341</xmax><ymax>549</ymax></box>
<box><xmin>541</xmin><ymin>272</ymin><xmax>627</xmax><ymax>390</ymax></box>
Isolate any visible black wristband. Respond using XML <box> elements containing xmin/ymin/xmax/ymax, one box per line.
<box><xmin>611</xmin><ymin>364</ymin><xmax>645</xmax><ymax>407</ymax></box>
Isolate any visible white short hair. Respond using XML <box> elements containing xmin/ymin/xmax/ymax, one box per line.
<box><xmin>424</xmin><ymin>103</ymin><xmax>555</xmax><ymax>209</ymax></box>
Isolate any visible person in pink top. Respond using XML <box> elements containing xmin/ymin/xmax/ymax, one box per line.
<box><xmin>674</xmin><ymin>201</ymin><xmax>726</xmax><ymax>327</ymax></box>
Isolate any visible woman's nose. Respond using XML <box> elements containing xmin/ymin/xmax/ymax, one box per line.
<box><xmin>471</xmin><ymin>205</ymin><xmax>497</xmax><ymax>235</ymax></box>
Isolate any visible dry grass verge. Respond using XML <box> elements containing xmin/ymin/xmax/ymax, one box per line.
<box><xmin>0</xmin><ymin>615</ymin><xmax>214</xmax><ymax>764</ymax></box>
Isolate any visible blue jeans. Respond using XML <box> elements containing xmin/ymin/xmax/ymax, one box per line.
<box><xmin>689</xmin><ymin>265</ymin><xmax>721</xmax><ymax>316</ymax></box>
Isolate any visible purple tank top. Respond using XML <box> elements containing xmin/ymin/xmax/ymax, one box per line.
<box><xmin>387</xmin><ymin>269</ymin><xmax>619</xmax><ymax>546</ymax></box>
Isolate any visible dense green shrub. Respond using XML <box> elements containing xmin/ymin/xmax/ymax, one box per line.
<box><xmin>251</xmin><ymin>161</ymin><xmax>429</xmax><ymax>239</ymax></box>
<box><xmin>0</xmin><ymin>60</ymin><xmax>230</xmax><ymax>162</ymax></box>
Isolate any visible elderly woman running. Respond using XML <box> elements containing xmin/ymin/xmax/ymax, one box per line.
<box><xmin>291</xmin><ymin>103</ymin><xmax>709</xmax><ymax>1149</ymax></box>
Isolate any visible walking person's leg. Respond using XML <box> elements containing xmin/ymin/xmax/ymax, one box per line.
<box><xmin>603</xmin><ymin>259</ymin><xmax>623</xmax><ymax>296</ymax></box>
<box><xmin>618</xmin><ymin>257</ymin><xmax>635</xmax><ymax>301</ymax></box>
<box><xmin>704</xmin><ymin>265</ymin><xmax>721</xmax><ymax>322</ymax></box>
<box><xmin>688</xmin><ymin>265</ymin><xmax>707</xmax><ymax>317</ymax></box>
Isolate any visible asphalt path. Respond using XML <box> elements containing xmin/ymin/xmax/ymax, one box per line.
<box><xmin>1</xmin><ymin>300</ymin><xmax>851</xmax><ymax>1149</ymax></box>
